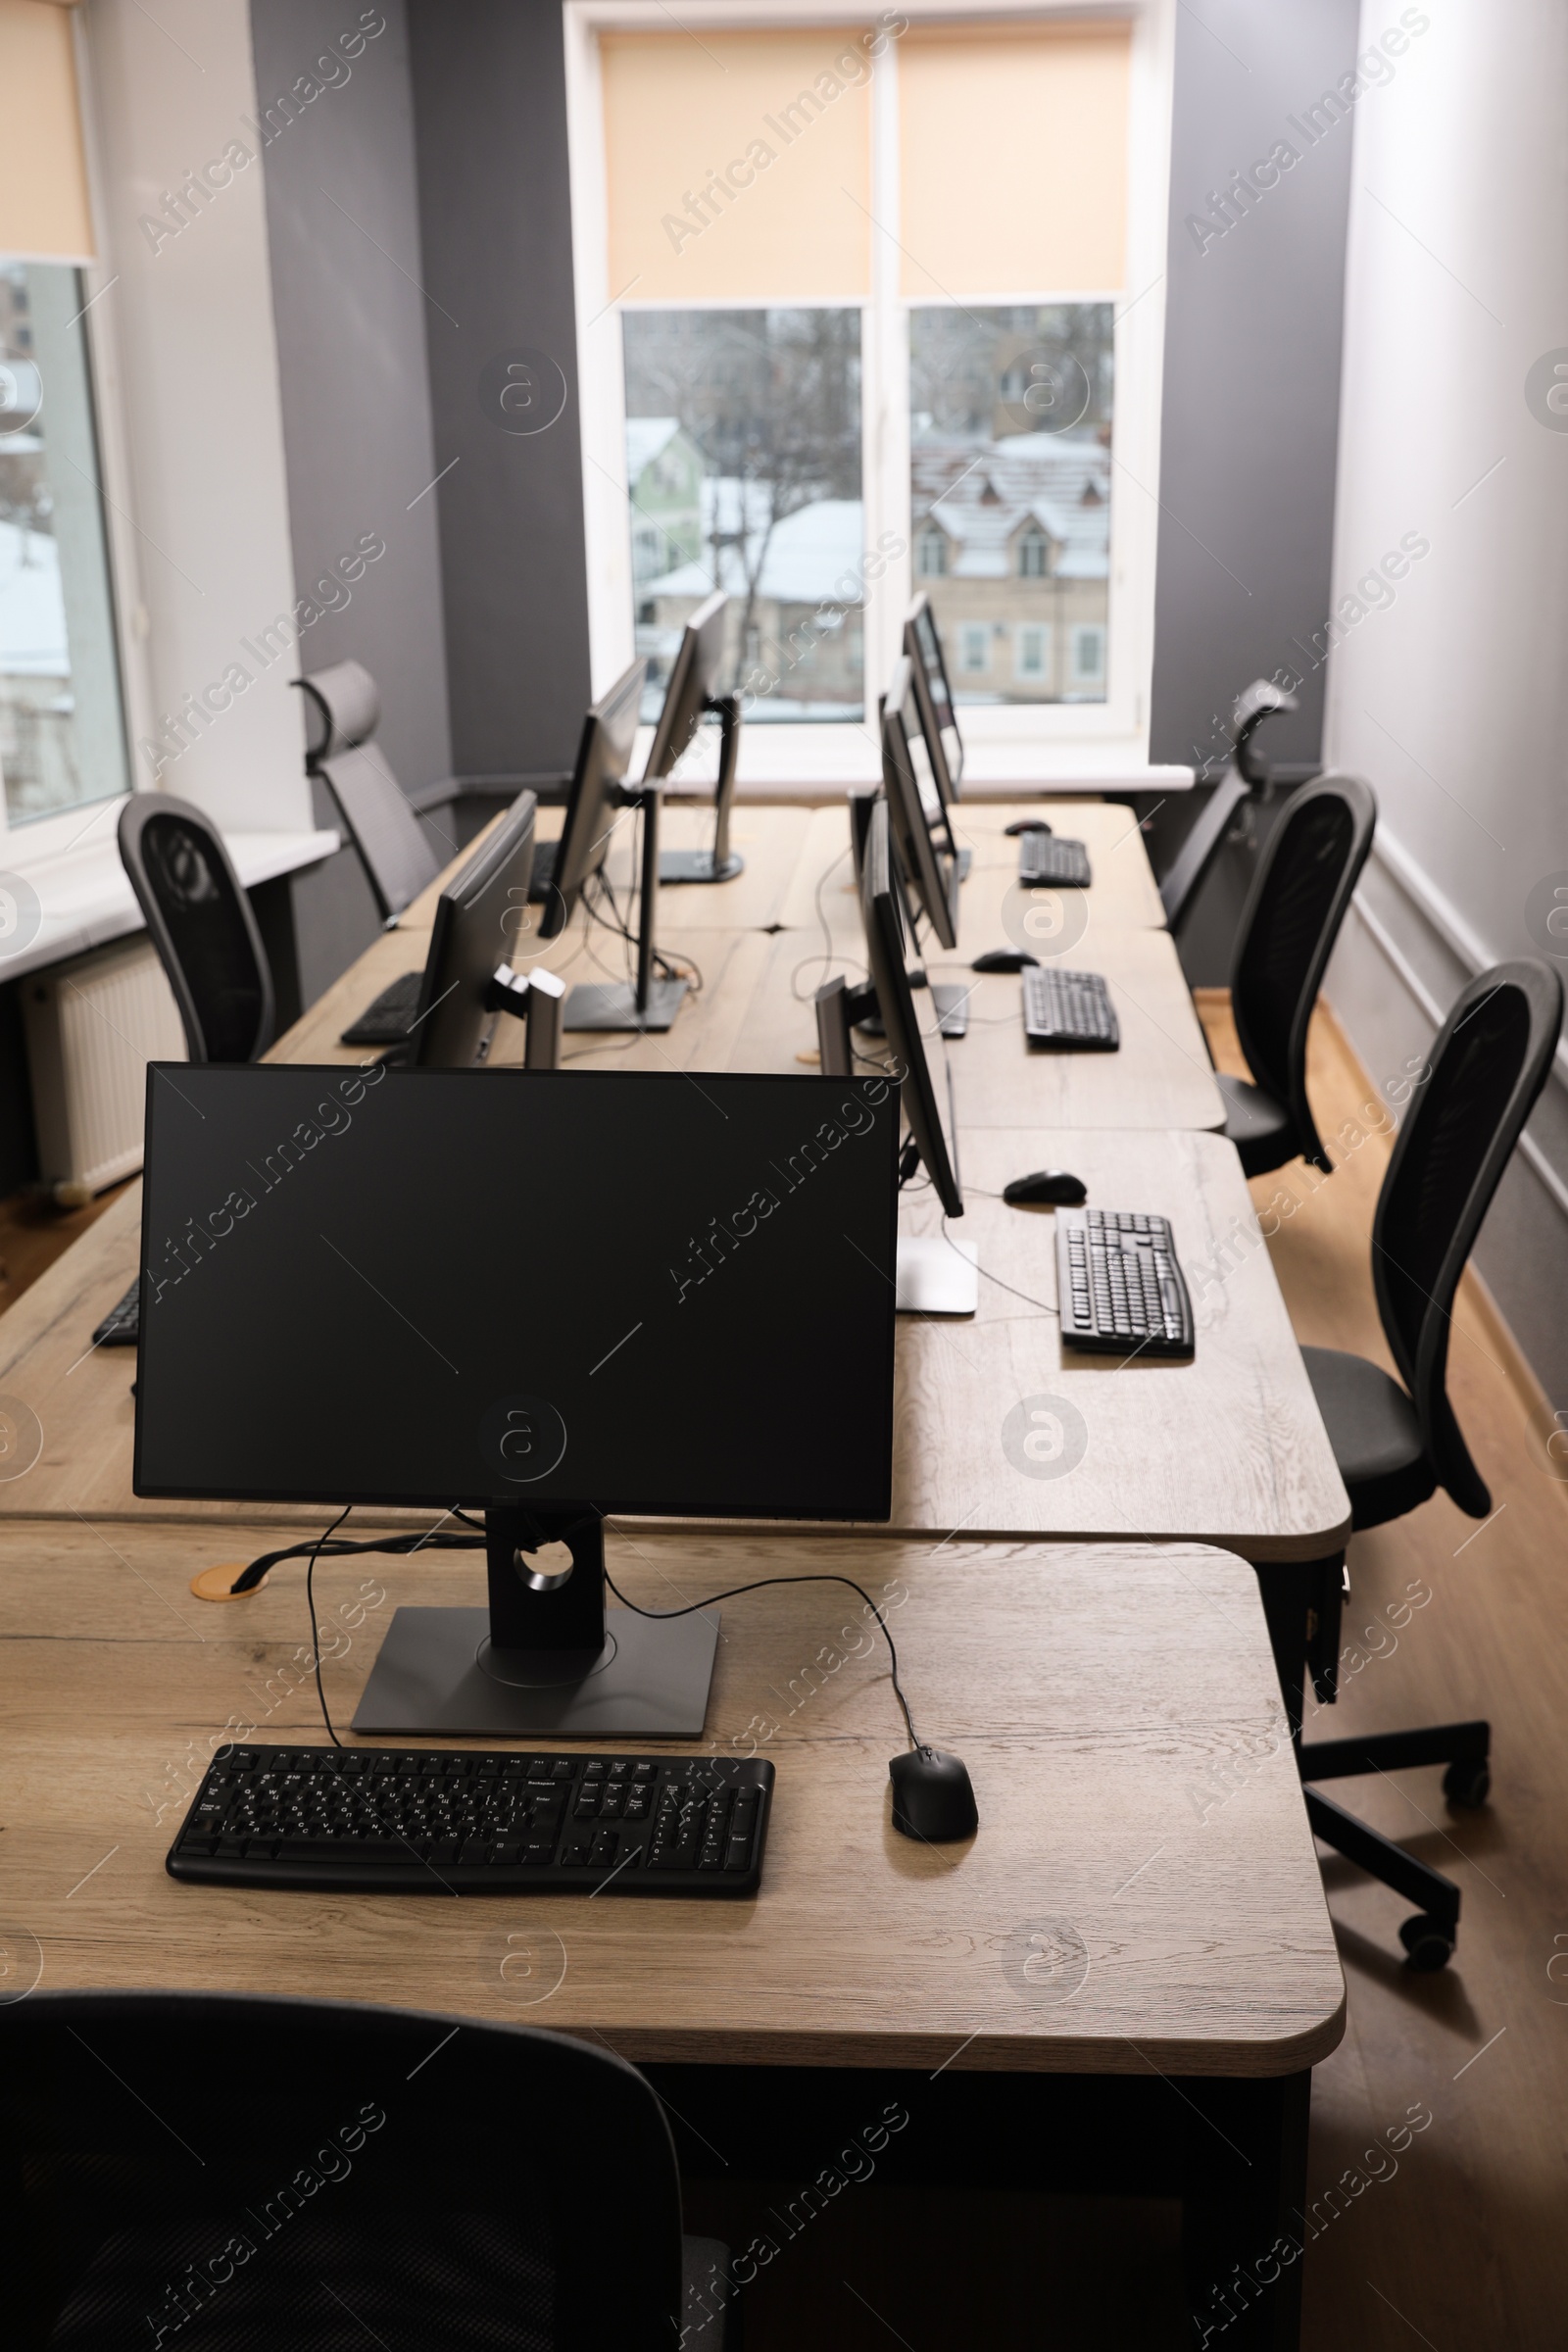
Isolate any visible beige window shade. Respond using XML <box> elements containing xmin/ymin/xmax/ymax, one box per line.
<box><xmin>0</xmin><ymin>0</ymin><xmax>93</xmax><ymax>262</ymax></box>
<box><xmin>600</xmin><ymin>28</ymin><xmax>874</xmax><ymax>303</ymax></box>
<box><xmin>898</xmin><ymin>21</ymin><xmax>1129</xmax><ymax>297</ymax></box>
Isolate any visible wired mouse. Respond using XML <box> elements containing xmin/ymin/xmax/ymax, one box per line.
<box><xmin>972</xmin><ymin>949</ymin><xmax>1039</xmax><ymax>974</ymax></box>
<box><xmin>1004</xmin><ymin>818</ymin><xmax>1053</xmax><ymax>836</ymax></box>
<box><xmin>889</xmin><ymin>1746</ymin><xmax>978</xmax><ymax>1842</ymax></box>
<box><xmin>1004</xmin><ymin>1169</ymin><xmax>1088</xmax><ymax>1207</ymax></box>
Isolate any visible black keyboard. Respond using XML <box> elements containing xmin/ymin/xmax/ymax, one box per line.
<box><xmin>1023</xmin><ymin>965</ymin><xmax>1119</xmax><ymax>1049</ymax></box>
<box><xmin>92</xmin><ymin>1278</ymin><xmax>139</xmax><ymax>1348</ymax></box>
<box><xmin>1056</xmin><ymin>1207</ymin><xmax>1194</xmax><ymax>1357</ymax></box>
<box><xmin>168</xmin><ymin>1743</ymin><xmax>774</xmax><ymax>1896</ymax></box>
<box><xmin>1019</xmin><ymin>834</ymin><xmax>1091</xmax><ymax>887</ymax></box>
<box><xmin>340</xmin><ymin>968</ymin><xmax>421</xmax><ymax>1046</ymax></box>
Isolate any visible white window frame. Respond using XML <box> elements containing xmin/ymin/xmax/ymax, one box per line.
<box><xmin>0</xmin><ymin>12</ymin><xmax>152</xmax><ymax>868</ymax></box>
<box><xmin>564</xmin><ymin>0</ymin><xmax>1174</xmax><ymax>783</ymax></box>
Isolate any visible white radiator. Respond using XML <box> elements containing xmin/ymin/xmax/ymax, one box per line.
<box><xmin>23</xmin><ymin>937</ymin><xmax>187</xmax><ymax>1195</ymax></box>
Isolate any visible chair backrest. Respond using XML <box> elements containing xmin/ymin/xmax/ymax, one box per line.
<box><xmin>1373</xmin><ymin>958</ymin><xmax>1563</xmax><ymax>1516</ymax></box>
<box><xmin>295</xmin><ymin>658</ymin><xmax>380</xmax><ymax>767</ymax></box>
<box><xmin>1158</xmin><ymin>678</ymin><xmax>1297</xmax><ymax>928</ymax></box>
<box><xmin>294</xmin><ymin>661</ymin><xmax>438</xmax><ymax>921</ymax></box>
<box><xmin>1229</xmin><ymin>771</ymin><xmax>1377</xmax><ymax>1169</ymax></box>
<box><xmin>118</xmin><ymin>795</ymin><xmax>275</xmax><ymax>1064</ymax></box>
<box><xmin>1</xmin><ymin>1989</ymin><xmax>686</xmax><ymax>2352</ymax></box>
<box><xmin>318</xmin><ymin>742</ymin><xmax>441</xmax><ymax>924</ymax></box>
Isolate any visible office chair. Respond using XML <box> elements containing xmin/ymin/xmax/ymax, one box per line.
<box><xmin>1</xmin><ymin>1989</ymin><xmax>740</xmax><ymax>2351</ymax></box>
<box><xmin>295</xmin><ymin>658</ymin><xmax>440</xmax><ymax>922</ymax></box>
<box><xmin>118</xmin><ymin>794</ymin><xmax>275</xmax><ymax>1063</ymax></box>
<box><xmin>1216</xmin><ymin>770</ymin><xmax>1376</xmax><ymax>1177</ymax></box>
<box><xmin>1291</xmin><ymin>958</ymin><xmax>1563</xmax><ymax>1969</ymax></box>
<box><xmin>1159</xmin><ymin>677</ymin><xmax>1297</xmax><ymax>931</ymax></box>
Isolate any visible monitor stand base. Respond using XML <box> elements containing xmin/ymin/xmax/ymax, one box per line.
<box><xmin>660</xmin><ymin>848</ymin><xmax>745</xmax><ymax>885</ymax></box>
<box><xmin>854</xmin><ymin>983</ymin><xmax>970</xmax><ymax>1040</ymax></box>
<box><xmin>562</xmin><ymin>979</ymin><xmax>690</xmax><ymax>1032</ymax></box>
<box><xmin>896</xmin><ymin>1234</ymin><xmax>978</xmax><ymax>1315</ymax></box>
<box><xmin>352</xmin><ymin>1604</ymin><xmax>719</xmax><ymax>1738</ymax></box>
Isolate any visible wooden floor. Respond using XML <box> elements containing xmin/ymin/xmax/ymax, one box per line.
<box><xmin>6</xmin><ymin>1003</ymin><xmax>1564</xmax><ymax>2345</ymax></box>
<box><xmin>685</xmin><ymin>996</ymin><xmax>1568</xmax><ymax>2349</ymax></box>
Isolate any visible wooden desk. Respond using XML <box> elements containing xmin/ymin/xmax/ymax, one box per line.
<box><xmin>778</xmin><ymin>797</ymin><xmax>1166</xmax><ymax>940</ymax></box>
<box><xmin>0</xmin><ymin>1129</ymin><xmax>1347</xmax><ymax>1564</ymax></box>
<box><xmin>1</xmin><ymin>1521</ymin><xmax>1342</xmax><ymax>2074</ymax></box>
<box><xmin>732</xmin><ymin>925</ymin><xmax>1226</xmax><ymax>1131</ymax></box>
<box><xmin>3</xmin><ymin>1518</ymin><xmax>1336</xmax><ymax>2347</ymax></box>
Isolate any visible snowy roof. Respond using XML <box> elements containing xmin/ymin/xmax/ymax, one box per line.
<box><xmin>625</xmin><ymin>416</ymin><xmax>686</xmax><ymax>483</ymax></box>
<box><xmin>0</xmin><ymin>517</ymin><xmax>68</xmax><ymax>675</ymax></box>
<box><xmin>642</xmin><ymin>497</ymin><xmax>866</xmax><ymax>606</ymax></box>
<box><xmin>913</xmin><ymin>433</ymin><xmax>1110</xmax><ymax>581</ymax></box>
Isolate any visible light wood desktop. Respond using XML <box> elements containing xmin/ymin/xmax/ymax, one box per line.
<box><xmin>0</xmin><ymin>1125</ymin><xmax>1346</xmax><ymax>1563</ymax></box>
<box><xmin>779</xmin><ymin>798</ymin><xmax>1166</xmax><ymax>938</ymax></box>
<box><xmin>3</xmin><ymin>1518</ymin><xmax>1342</xmax><ymax>2080</ymax></box>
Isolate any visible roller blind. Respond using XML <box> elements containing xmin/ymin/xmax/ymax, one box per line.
<box><xmin>898</xmin><ymin>21</ymin><xmax>1129</xmax><ymax>296</ymax></box>
<box><xmin>600</xmin><ymin>27</ymin><xmax>874</xmax><ymax>302</ymax></box>
<box><xmin>0</xmin><ymin>0</ymin><xmax>93</xmax><ymax>263</ymax></box>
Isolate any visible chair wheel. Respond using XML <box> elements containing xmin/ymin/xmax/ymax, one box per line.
<box><xmin>1444</xmin><ymin>1758</ymin><xmax>1490</xmax><ymax>1808</ymax></box>
<box><xmin>1399</xmin><ymin>1914</ymin><xmax>1454</xmax><ymax>1972</ymax></box>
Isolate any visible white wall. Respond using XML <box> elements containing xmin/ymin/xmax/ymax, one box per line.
<box><xmin>82</xmin><ymin>0</ymin><xmax>311</xmax><ymax>833</ymax></box>
<box><xmin>1321</xmin><ymin>0</ymin><xmax>1568</xmax><ymax>1404</ymax></box>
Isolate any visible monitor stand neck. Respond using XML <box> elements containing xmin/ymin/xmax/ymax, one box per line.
<box><xmin>351</xmin><ymin>1501</ymin><xmax>720</xmax><ymax>1740</ymax></box>
<box><xmin>561</xmin><ymin>783</ymin><xmax>690</xmax><ymax>1033</ymax></box>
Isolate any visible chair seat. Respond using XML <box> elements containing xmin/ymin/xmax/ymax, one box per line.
<box><xmin>1301</xmin><ymin>1347</ymin><xmax>1437</xmax><ymax>1530</ymax></box>
<box><xmin>1216</xmin><ymin>1071</ymin><xmax>1296</xmax><ymax>1176</ymax></box>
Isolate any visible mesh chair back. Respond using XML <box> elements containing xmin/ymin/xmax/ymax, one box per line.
<box><xmin>118</xmin><ymin>796</ymin><xmax>275</xmax><ymax>1064</ymax></box>
<box><xmin>296</xmin><ymin>659</ymin><xmax>380</xmax><ymax>766</ymax></box>
<box><xmin>1229</xmin><ymin>772</ymin><xmax>1376</xmax><ymax>1171</ymax></box>
<box><xmin>318</xmin><ymin>741</ymin><xmax>441</xmax><ymax>922</ymax></box>
<box><xmin>1373</xmin><ymin>958</ymin><xmax>1563</xmax><ymax>1515</ymax></box>
<box><xmin>1</xmin><ymin>1990</ymin><xmax>685</xmax><ymax>2352</ymax></box>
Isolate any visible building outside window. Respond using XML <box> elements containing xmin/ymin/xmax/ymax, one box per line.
<box><xmin>0</xmin><ymin>263</ymin><xmax>127</xmax><ymax>830</ymax></box>
<box><xmin>569</xmin><ymin>5</ymin><xmax>1161</xmax><ymax>766</ymax></box>
<box><xmin>1015</xmin><ymin>623</ymin><xmax>1050</xmax><ymax>680</ymax></box>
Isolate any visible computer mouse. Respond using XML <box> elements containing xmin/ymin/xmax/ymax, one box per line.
<box><xmin>972</xmin><ymin>948</ymin><xmax>1039</xmax><ymax>974</ymax></box>
<box><xmin>1004</xmin><ymin>818</ymin><xmax>1053</xmax><ymax>836</ymax></box>
<box><xmin>889</xmin><ymin>1746</ymin><xmax>978</xmax><ymax>1842</ymax></box>
<box><xmin>1004</xmin><ymin>1170</ymin><xmax>1088</xmax><ymax>1207</ymax></box>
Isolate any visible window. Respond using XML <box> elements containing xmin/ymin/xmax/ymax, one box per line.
<box><xmin>1071</xmin><ymin>624</ymin><xmax>1106</xmax><ymax>687</ymax></box>
<box><xmin>569</xmin><ymin>6</ymin><xmax>1156</xmax><ymax>762</ymax></box>
<box><xmin>1015</xmin><ymin>624</ymin><xmax>1050</xmax><ymax>681</ymax></box>
<box><xmin>623</xmin><ymin>308</ymin><xmax>861</xmax><ymax>723</ymax></box>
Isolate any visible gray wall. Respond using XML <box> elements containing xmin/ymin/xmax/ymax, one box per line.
<box><xmin>406</xmin><ymin>0</ymin><xmax>591</xmax><ymax>782</ymax></box>
<box><xmin>1146</xmin><ymin>0</ymin><xmax>1361</xmax><ymax>977</ymax></box>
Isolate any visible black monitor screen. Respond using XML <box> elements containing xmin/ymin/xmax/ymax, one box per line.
<box><xmin>134</xmin><ymin>1066</ymin><xmax>898</xmax><ymax>1520</ymax></box>
<box><xmin>412</xmin><ymin>788</ymin><xmax>536</xmax><ymax>1068</ymax></box>
<box><xmin>906</xmin><ymin>597</ymin><xmax>962</xmax><ymax>799</ymax></box>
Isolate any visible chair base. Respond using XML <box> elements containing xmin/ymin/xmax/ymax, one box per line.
<box><xmin>1256</xmin><ymin>1561</ymin><xmax>1487</xmax><ymax>1970</ymax></box>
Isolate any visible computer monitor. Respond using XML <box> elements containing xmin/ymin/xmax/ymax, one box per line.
<box><xmin>882</xmin><ymin>656</ymin><xmax>958</xmax><ymax>953</ymax></box>
<box><xmin>904</xmin><ymin>593</ymin><xmax>963</xmax><ymax>804</ymax></box>
<box><xmin>134</xmin><ymin>1064</ymin><xmax>899</xmax><ymax>1735</ymax></box>
<box><xmin>644</xmin><ymin>591</ymin><xmax>743</xmax><ymax>887</ymax></box>
<box><xmin>404</xmin><ymin>788</ymin><xmax>537</xmax><ymax>1069</ymax></box>
<box><xmin>537</xmin><ymin>659</ymin><xmax>645</xmax><ymax>940</ymax></box>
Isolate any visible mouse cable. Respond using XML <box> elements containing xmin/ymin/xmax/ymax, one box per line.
<box><xmin>939</xmin><ymin>1212</ymin><xmax>1059</xmax><ymax>1318</ymax></box>
<box><xmin>602</xmin><ymin>1567</ymin><xmax>923</xmax><ymax>1753</ymax></box>
<box><xmin>305</xmin><ymin>1503</ymin><xmax>356</xmax><ymax>1747</ymax></box>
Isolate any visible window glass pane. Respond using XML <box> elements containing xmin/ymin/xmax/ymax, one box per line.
<box><xmin>0</xmin><ymin>261</ymin><xmax>128</xmax><ymax>824</ymax></box>
<box><xmin>910</xmin><ymin>304</ymin><xmax>1112</xmax><ymax>707</ymax></box>
<box><xmin>623</xmin><ymin>307</ymin><xmax>862</xmax><ymax>725</ymax></box>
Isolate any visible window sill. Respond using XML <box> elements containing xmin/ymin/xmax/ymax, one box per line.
<box><xmin>0</xmin><ymin>828</ymin><xmax>340</xmax><ymax>987</ymax></box>
<box><xmin>642</xmin><ymin>720</ymin><xmax>1194</xmax><ymax>804</ymax></box>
